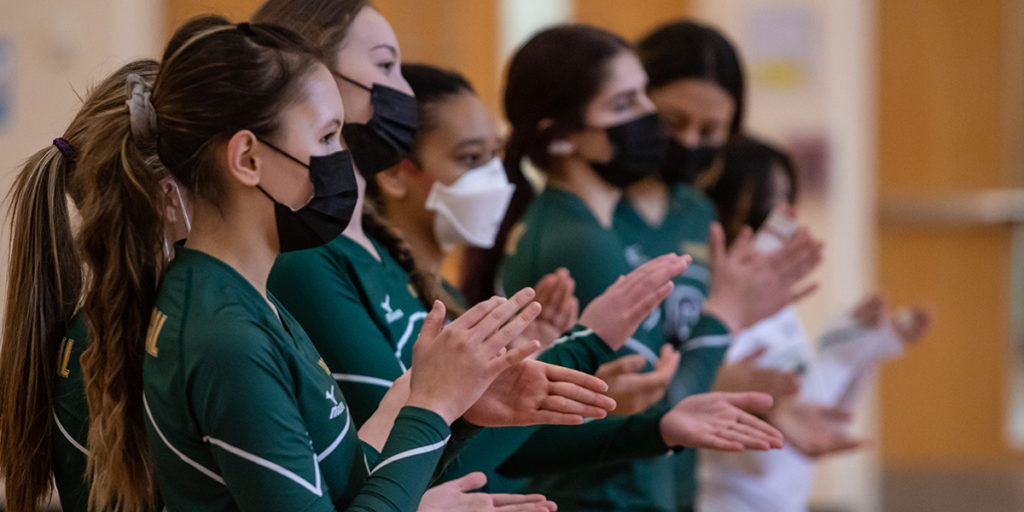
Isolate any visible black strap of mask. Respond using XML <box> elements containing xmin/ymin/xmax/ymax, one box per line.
<box><xmin>331</xmin><ymin>71</ymin><xmax>373</xmax><ymax>92</ymax></box>
<box><xmin>257</xmin><ymin>136</ymin><xmax>310</xmax><ymax>169</ymax></box>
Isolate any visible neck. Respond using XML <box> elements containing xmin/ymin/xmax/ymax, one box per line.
<box><xmin>625</xmin><ymin>177</ymin><xmax>671</xmax><ymax>227</ymax></box>
<box><xmin>185</xmin><ymin>197</ymin><xmax>277</xmax><ymax>298</ymax></box>
<box><xmin>343</xmin><ymin>175</ymin><xmax>382</xmax><ymax>261</ymax></box>
<box><xmin>546</xmin><ymin>158</ymin><xmax>621</xmax><ymax>227</ymax></box>
<box><xmin>386</xmin><ymin>208</ymin><xmax>444</xmax><ymax>276</ymax></box>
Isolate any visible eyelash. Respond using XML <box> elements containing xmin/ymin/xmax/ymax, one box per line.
<box><xmin>378</xmin><ymin>61</ymin><xmax>395</xmax><ymax>73</ymax></box>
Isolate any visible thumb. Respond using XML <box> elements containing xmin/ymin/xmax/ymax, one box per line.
<box><xmin>598</xmin><ymin>354</ymin><xmax>648</xmax><ymax>378</ymax></box>
<box><xmin>419</xmin><ymin>300</ymin><xmax>447</xmax><ymax>348</ymax></box>
<box><xmin>709</xmin><ymin>222</ymin><xmax>726</xmax><ymax>269</ymax></box>
<box><xmin>655</xmin><ymin>344</ymin><xmax>681</xmax><ymax>375</ymax></box>
<box><xmin>723</xmin><ymin>391</ymin><xmax>775</xmax><ymax>413</ymax></box>
<box><xmin>450</xmin><ymin>472</ymin><xmax>488</xmax><ymax>492</ymax></box>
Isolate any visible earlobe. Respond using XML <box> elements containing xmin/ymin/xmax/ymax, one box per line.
<box><xmin>225</xmin><ymin>130</ymin><xmax>262</xmax><ymax>187</ymax></box>
<box><xmin>376</xmin><ymin>163</ymin><xmax>409</xmax><ymax>199</ymax></box>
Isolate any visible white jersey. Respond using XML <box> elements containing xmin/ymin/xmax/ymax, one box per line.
<box><xmin>696</xmin><ymin>306</ymin><xmax>903</xmax><ymax>512</ymax></box>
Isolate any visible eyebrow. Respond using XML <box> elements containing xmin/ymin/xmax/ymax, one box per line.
<box><xmin>323</xmin><ymin>119</ymin><xmax>342</xmax><ymax>132</ymax></box>
<box><xmin>370</xmin><ymin>44</ymin><xmax>398</xmax><ymax>58</ymax></box>
<box><xmin>455</xmin><ymin>138</ymin><xmax>487</xmax><ymax>150</ymax></box>
<box><xmin>607</xmin><ymin>89</ymin><xmax>638</xmax><ymax>105</ymax></box>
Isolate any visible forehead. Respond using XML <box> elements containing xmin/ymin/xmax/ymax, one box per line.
<box><xmin>342</xmin><ymin>7</ymin><xmax>399</xmax><ymax>52</ymax></box>
<box><xmin>594</xmin><ymin>51</ymin><xmax>648</xmax><ymax>97</ymax></box>
<box><xmin>288</xmin><ymin>65</ymin><xmax>344</xmax><ymax>125</ymax></box>
<box><xmin>429</xmin><ymin>93</ymin><xmax>496</xmax><ymax>140</ymax></box>
<box><xmin>649</xmin><ymin>78</ymin><xmax>734</xmax><ymax>120</ymax></box>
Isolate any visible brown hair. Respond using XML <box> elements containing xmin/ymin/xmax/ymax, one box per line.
<box><xmin>252</xmin><ymin>0</ymin><xmax>369</xmax><ymax>59</ymax></box>
<box><xmin>461</xmin><ymin>24</ymin><xmax>631</xmax><ymax>304</ymax></box>
<box><xmin>0</xmin><ymin>59</ymin><xmax>160</xmax><ymax>512</ymax></box>
<box><xmin>75</xmin><ymin>16</ymin><xmax>323</xmax><ymax>511</ymax></box>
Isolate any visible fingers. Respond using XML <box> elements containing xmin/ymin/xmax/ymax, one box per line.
<box><xmin>449</xmin><ymin>471</ymin><xmax>488</xmax><ymax>492</ymax></box>
<box><xmin>450</xmin><ymin>296</ymin><xmax>504</xmax><ymax>330</ymax></box>
<box><xmin>417</xmin><ymin>301</ymin><xmax>447</xmax><ymax>349</ymax></box>
<box><xmin>735</xmin><ymin>412</ymin><xmax>785</xmax><ymax>448</ymax></box>
<box><xmin>546</xmin><ymin>381</ymin><xmax>616</xmax><ymax>414</ymax></box>
<box><xmin>533</xmin><ymin>273</ymin><xmax>560</xmax><ymax>311</ymax></box>
<box><xmin>708</xmin><ymin>222</ymin><xmax>727</xmax><ymax>270</ymax></box>
<box><xmin>595</xmin><ymin>354</ymin><xmax>648</xmax><ymax>379</ymax></box>
<box><xmin>544</xmin><ymin>363</ymin><xmax>610</xmax><ymax>392</ymax></box>
<box><xmin>491</xmin><ymin>339</ymin><xmax>540</xmax><ymax>373</ymax></box>
<box><xmin>631</xmin><ymin>282</ymin><xmax>675</xmax><ymax>322</ymax></box>
<box><xmin>719</xmin><ymin>422</ymin><xmax>779</xmax><ymax>451</ymax></box>
<box><xmin>474</xmin><ymin>288</ymin><xmax>538</xmax><ymax>345</ymax></box>
<box><xmin>623</xmin><ymin>254</ymin><xmax>690</xmax><ymax>297</ymax></box>
<box><xmin>491</xmin><ymin>493</ymin><xmax>549</xmax><ymax>506</ymax></box>
<box><xmin>722</xmin><ymin>391</ymin><xmax>775</xmax><ymax>414</ymax></box>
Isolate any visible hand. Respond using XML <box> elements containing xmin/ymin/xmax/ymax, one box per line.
<box><xmin>659</xmin><ymin>391</ymin><xmax>784</xmax><ymax>451</ymax></box>
<box><xmin>768</xmin><ymin>398</ymin><xmax>865</xmax><ymax>458</ymax></box>
<box><xmin>408</xmin><ymin>289</ymin><xmax>543</xmax><ymax>424</ymax></box>
<box><xmin>419</xmin><ymin>472</ymin><xmax>557</xmax><ymax>512</ymax></box>
<box><xmin>594</xmin><ymin>345</ymin><xmax>680</xmax><ymax>416</ymax></box>
<box><xmin>712</xmin><ymin>347</ymin><xmax>800</xmax><ymax>401</ymax></box>
<box><xmin>703</xmin><ymin>223</ymin><xmax>822</xmax><ymax>332</ymax></box>
<box><xmin>515</xmin><ymin>268</ymin><xmax>579</xmax><ymax>353</ymax></box>
<box><xmin>463</xmin><ymin>359</ymin><xmax>615</xmax><ymax>426</ymax></box>
<box><xmin>580</xmin><ymin>254</ymin><xmax>690</xmax><ymax>351</ymax></box>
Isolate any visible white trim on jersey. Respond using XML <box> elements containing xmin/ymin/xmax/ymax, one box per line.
<box><xmin>317</xmin><ymin>408</ymin><xmax>351</xmax><ymax>462</ymax></box>
<box><xmin>552</xmin><ymin>328</ymin><xmax>595</xmax><ymax>346</ymax></box>
<box><xmin>202</xmin><ymin>435</ymin><xmax>323</xmax><ymax>497</ymax></box>
<box><xmin>624</xmin><ymin>337</ymin><xmax>660</xmax><ymax>364</ymax></box>
<box><xmin>683</xmin><ymin>334</ymin><xmax>732</xmax><ymax>351</ymax></box>
<box><xmin>368</xmin><ymin>435</ymin><xmax>451</xmax><ymax>476</ymax></box>
<box><xmin>143</xmin><ymin>394</ymin><xmax>225</xmax><ymax>485</ymax></box>
<box><xmin>394</xmin><ymin>311</ymin><xmax>429</xmax><ymax>364</ymax></box>
<box><xmin>53</xmin><ymin>410</ymin><xmax>89</xmax><ymax>455</ymax></box>
<box><xmin>331</xmin><ymin>373</ymin><xmax>394</xmax><ymax>388</ymax></box>
<box><xmin>683</xmin><ymin>264</ymin><xmax>710</xmax><ymax>285</ymax></box>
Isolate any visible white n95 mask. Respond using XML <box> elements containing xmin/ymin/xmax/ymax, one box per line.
<box><xmin>424</xmin><ymin>157</ymin><xmax>515</xmax><ymax>250</ymax></box>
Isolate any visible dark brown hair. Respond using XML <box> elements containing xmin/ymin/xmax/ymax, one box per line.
<box><xmin>0</xmin><ymin>59</ymin><xmax>159</xmax><ymax>512</ymax></box>
<box><xmin>75</xmin><ymin>16</ymin><xmax>323</xmax><ymax>511</ymax></box>
<box><xmin>461</xmin><ymin>24</ymin><xmax>631</xmax><ymax>303</ymax></box>
<box><xmin>252</xmin><ymin>0</ymin><xmax>369</xmax><ymax>59</ymax></box>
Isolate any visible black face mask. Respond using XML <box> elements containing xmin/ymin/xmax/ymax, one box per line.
<box><xmin>589</xmin><ymin>112</ymin><xmax>670</xmax><ymax>188</ymax></box>
<box><xmin>334</xmin><ymin>72</ymin><xmax>418</xmax><ymax>178</ymax></box>
<box><xmin>661</xmin><ymin>140</ymin><xmax>720</xmax><ymax>186</ymax></box>
<box><xmin>257</xmin><ymin>138</ymin><xmax>358</xmax><ymax>253</ymax></box>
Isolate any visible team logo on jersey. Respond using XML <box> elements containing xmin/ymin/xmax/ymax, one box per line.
<box><xmin>57</xmin><ymin>337</ymin><xmax>75</xmax><ymax>377</ymax></box>
<box><xmin>317</xmin><ymin>358</ymin><xmax>331</xmax><ymax>375</ymax></box>
<box><xmin>145</xmin><ymin>309</ymin><xmax>167</xmax><ymax>357</ymax></box>
<box><xmin>623</xmin><ymin>244</ymin><xmax>649</xmax><ymax>269</ymax></box>
<box><xmin>325</xmin><ymin>387</ymin><xmax>347</xmax><ymax>420</ymax></box>
<box><xmin>380</xmin><ymin>295</ymin><xmax>404</xmax><ymax>324</ymax></box>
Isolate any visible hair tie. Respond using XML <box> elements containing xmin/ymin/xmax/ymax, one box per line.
<box><xmin>125</xmin><ymin>73</ymin><xmax>157</xmax><ymax>140</ymax></box>
<box><xmin>237</xmin><ymin>22</ymin><xmax>255</xmax><ymax>37</ymax></box>
<box><xmin>52</xmin><ymin>137</ymin><xmax>76</xmax><ymax>162</ymax></box>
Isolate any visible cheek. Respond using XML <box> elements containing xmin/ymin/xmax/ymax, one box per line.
<box><xmin>570</xmin><ymin>129</ymin><xmax>615</xmax><ymax>163</ymax></box>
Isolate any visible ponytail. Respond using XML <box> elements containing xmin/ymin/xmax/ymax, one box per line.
<box><xmin>0</xmin><ymin>144</ymin><xmax>81</xmax><ymax>511</ymax></box>
<box><xmin>361</xmin><ymin>204</ymin><xmax>466</xmax><ymax>318</ymax></box>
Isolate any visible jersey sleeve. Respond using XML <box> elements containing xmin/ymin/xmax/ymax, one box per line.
<box><xmin>189</xmin><ymin>322</ymin><xmax>340</xmax><ymax>512</ymax></box>
<box><xmin>270</xmin><ymin>251</ymin><xmax>406</xmax><ymax>426</ymax></box>
<box><xmin>668</xmin><ymin>314</ymin><xmax>732</xmax><ymax>403</ymax></box>
<box><xmin>537</xmin><ymin>325</ymin><xmax>616</xmax><ymax>373</ymax></box>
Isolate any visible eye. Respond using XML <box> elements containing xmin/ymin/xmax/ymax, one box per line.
<box><xmin>377</xmin><ymin>61</ymin><xmax>396</xmax><ymax>73</ymax></box>
<box><xmin>458</xmin><ymin>152</ymin><xmax>486</xmax><ymax>168</ymax></box>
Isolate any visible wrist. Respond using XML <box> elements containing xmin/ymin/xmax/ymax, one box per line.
<box><xmin>702</xmin><ymin>297</ymin><xmax>742</xmax><ymax>334</ymax></box>
<box><xmin>406</xmin><ymin>391</ymin><xmax>458</xmax><ymax>426</ymax></box>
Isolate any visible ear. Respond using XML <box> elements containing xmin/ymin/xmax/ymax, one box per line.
<box><xmin>225</xmin><ymin>129</ymin><xmax>262</xmax><ymax>187</ymax></box>
<box><xmin>160</xmin><ymin>178</ymin><xmax>180</xmax><ymax>225</ymax></box>
<box><xmin>375</xmin><ymin>161</ymin><xmax>409</xmax><ymax>199</ymax></box>
<box><xmin>538</xmin><ymin>118</ymin><xmax>576</xmax><ymax>156</ymax></box>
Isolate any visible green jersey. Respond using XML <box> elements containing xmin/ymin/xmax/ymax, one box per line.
<box><xmin>52</xmin><ymin>314</ymin><xmax>90</xmax><ymax>512</ymax></box>
<box><xmin>269</xmin><ymin>232</ymin><xmax>623</xmax><ymax>490</ymax></box>
<box><xmin>499</xmin><ymin>187</ymin><xmax>729</xmax><ymax>511</ymax></box>
<box><xmin>615</xmin><ymin>184</ymin><xmax>730</xmax><ymax>510</ymax></box>
<box><xmin>143</xmin><ymin>247</ymin><xmax>450</xmax><ymax>512</ymax></box>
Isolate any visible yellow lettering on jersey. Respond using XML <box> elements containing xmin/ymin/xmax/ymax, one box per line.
<box><xmin>318</xmin><ymin>358</ymin><xmax>332</xmax><ymax>375</ymax></box>
<box><xmin>57</xmin><ymin>337</ymin><xmax>74</xmax><ymax>378</ymax></box>
<box><xmin>146</xmin><ymin>309</ymin><xmax>167</xmax><ymax>357</ymax></box>
<box><xmin>681</xmin><ymin>242</ymin><xmax>709</xmax><ymax>263</ymax></box>
<box><xmin>504</xmin><ymin>223</ymin><xmax>527</xmax><ymax>256</ymax></box>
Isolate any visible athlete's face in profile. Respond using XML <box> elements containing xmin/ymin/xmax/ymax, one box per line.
<box><xmin>332</xmin><ymin>6</ymin><xmax>413</xmax><ymax>125</ymax></box>
<box><xmin>253</xmin><ymin>64</ymin><xmax>346</xmax><ymax>211</ymax></box>
<box><xmin>648</xmin><ymin>78</ymin><xmax>735</xmax><ymax>148</ymax></box>
<box><xmin>569</xmin><ymin>50</ymin><xmax>657</xmax><ymax>165</ymax></box>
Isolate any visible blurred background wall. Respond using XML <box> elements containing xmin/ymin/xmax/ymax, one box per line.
<box><xmin>1</xmin><ymin>1</ymin><xmax>1022</xmax><ymax>510</ymax></box>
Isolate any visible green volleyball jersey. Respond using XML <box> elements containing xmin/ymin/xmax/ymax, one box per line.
<box><xmin>615</xmin><ymin>184</ymin><xmax>730</xmax><ymax>510</ymax></box>
<box><xmin>51</xmin><ymin>314</ymin><xmax>90</xmax><ymax>512</ymax></box>
<box><xmin>143</xmin><ymin>247</ymin><xmax>450</xmax><ymax>512</ymax></box>
<box><xmin>269</xmin><ymin>235</ymin><xmax>427</xmax><ymax>426</ymax></box>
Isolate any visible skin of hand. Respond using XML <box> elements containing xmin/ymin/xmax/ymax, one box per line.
<box><xmin>463</xmin><ymin>358</ymin><xmax>616</xmax><ymax>427</ymax></box>
<box><xmin>418</xmin><ymin>472</ymin><xmax>557</xmax><ymax>512</ymax></box>
<box><xmin>711</xmin><ymin>346</ymin><xmax>801</xmax><ymax>401</ymax></box>
<box><xmin>659</xmin><ymin>391</ymin><xmax>784</xmax><ymax>452</ymax></box>
<box><xmin>579</xmin><ymin>253</ymin><xmax>691</xmax><ymax>351</ymax></box>
<box><xmin>594</xmin><ymin>344</ymin><xmax>681</xmax><ymax>416</ymax></box>
<box><xmin>767</xmin><ymin>397</ymin><xmax>865</xmax><ymax>458</ymax></box>
<box><xmin>406</xmin><ymin>289</ymin><xmax>543</xmax><ymax>424</ymax></box>
<box><xmin>703</xmin><ymin>223</ymin><xmax>823</xmax><ymax>333</ymax></box>
<box><xmin>516</xmin><ymin>268</ymin><xmax>579</xmax><ymax>353</ymax></box>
